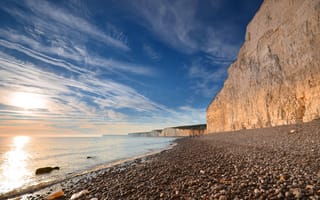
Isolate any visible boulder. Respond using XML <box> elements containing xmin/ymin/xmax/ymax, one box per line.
<box><xmin>35</xmin><ymin>166</ymin><xmax>60</xmax><ymax>175</ymax></box>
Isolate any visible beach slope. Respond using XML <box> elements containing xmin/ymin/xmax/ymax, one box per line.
<box><xmin>20</xmin><ymin>119</ymin><xmax>320</xmax><ymax>199</ymax></box>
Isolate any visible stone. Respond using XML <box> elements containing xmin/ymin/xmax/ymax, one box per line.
<box><xmin>289</xmin><ymin>129</ymin><xmax>296</xmax><ymax>134</ymax></box>
<box><xmin>291</xmin><ymin>188</ymin><xmax>302</xmax><ymax>199</ymax></box>
<box><xmin>46</xmin><ymin>190</ymin><xmax>64</xmax><ymax>200</ymax></box>
<box><xmin>306</xmin><ymin>185</ymin><xmax>314</xmax><ymax>194</ymax></box>
<box><xmin>277</xmin><ymin>192</ymin><xmax>283</xmax><ymax>198</ymax></box>
<box><xmin>35</xmin><ymin>167</ymin><xmax>60</xmax><ymax>175</ymax></box>
<box><xmin>279</xmin><ymin>174</ymin><xmax>286</xmax><ymax>182</ymax></box>
<box><xmin>70</xmin><ymin>190</ymin><xmax>90</xmax><ymax>200</ymax></box>
<box><xmin>285</xmin><ymin>191</ymin><xmax>291</xmax><ymax>198</ymax></box>
<box><xmin>207</xmin><ymin>0</ymin><xmax>320</xmax><ymax>133</ymax></box>
<box><xmin>219</xmin><ymin>195</ymin><xmax>227</xmax><ymax>200</ymax></box>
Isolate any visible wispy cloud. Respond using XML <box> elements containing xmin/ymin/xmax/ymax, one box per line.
<box><xmin>0</xmin><ymin>50</ymin><xmax>205</xmax><ymax>132</ymax></box>
<box><xmin>0</xmin><ymin>30</ymin><xmax>153</xmax><ymax>76</ymax></box>
<box><xmin>129</xmin><ymin>0</ymin><xmax>240</xmax><ymax>59</ymax></box>
<box><xmin>177</xmin><ymin>106</ymin><xmax>206</xmax><ymax>124</ymax></box>
<box><xmin>143</xmin><ymin>44</ymin><xmax>161</xmax><ymax>61</ymax></box>
<box><xmin>0</xmin><ymin>0</ymin><xmax>129</xmax><ymax>51</ymax></box>
<box><xmin>188</xmin><ymin>57</ymin><xmax>230</xmax><ymax>97</ymax></box>
<box><xmin>0</xmin><ymin>0</ymin><xmax>130</xmax><ymax>51</ymax></box>
<box><xmin>0</xmin><ymin>53</ymin><xmax>162</xmax><ymax>116</ymax></box>
<box><xmin>131</xmin><ymin>0</ymin><xmax>198</xmax><ymax>54</ymax></box>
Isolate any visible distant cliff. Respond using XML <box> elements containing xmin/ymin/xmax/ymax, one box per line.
<box><xmin>128</xmin><ymin>124</ymin><xmax>206</xmax><ymax>137</ymax></box>
<box><xmin>128</xmin><ymin>130</ymin><xmax>161</xmax><ymax>137</ymax></box>
<box><xmin>207</xmin><ymin>0</ymin><xmax>320</xmax><ymax>133</ymax></box>
<box><xmin>160</xmin><ymin>124</ymin><xmax>207</xmax><ymax>137</ymax></box>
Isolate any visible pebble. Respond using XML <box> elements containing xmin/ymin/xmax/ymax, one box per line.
<box><xmin>279</xmin><ymin>174</ymin><xmax>286</xmax><ymax>182</ymax></box>
<box><xmin>289</xmin><ymin>129</ymin><xmax>296</xmax><ymax>134</ymax></box>
<box><xmin>291</xmin><ymin>188</ymin><xmax>302</xmax><ymax>199</ymax></box>
<box><xmin>285</xmin><ymin>191</ymin><xmax>291</xmax><ymax>198</ymax></box>
<box><xmin>277</xmin><ymin>192</ymin><xmax>284</xmax><ymax>198</ymax></box>
<box><xmin>46</xmin><ymin>190</ymin><xmax>64</xmax><ymax>200</ymax></box>
<box><xmin>306</xmin><ymin>185</ymin><xmax>314</xmax><ymax>193</ymax></box>
<box><xmin>219</xmin><ymin>195</ymin><xmax>227</xmax><ymax>200</ymax></box>
<box><xmin>160</xmin><ymin>192</ymin><xmax>164</xmax><ymax>198</ymax></box>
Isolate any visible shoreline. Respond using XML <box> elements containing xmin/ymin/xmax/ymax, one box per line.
<box><xmin>1</xmin><ymin>142</ymin><xmax>177</xmax><ymax>200</ymax></box>
<box><xmin>5</xmin><ymin>119</ymin><xmax>320</xmax><ymax>199</ymax></box>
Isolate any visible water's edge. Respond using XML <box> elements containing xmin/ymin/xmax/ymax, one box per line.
<box><xmin>1</xmin><ymin>141</ymin><xmax>177</xmax><ymax>199</ymax></box>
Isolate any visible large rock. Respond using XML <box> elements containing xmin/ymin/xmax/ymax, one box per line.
<box><xmin>35</xmin><ymin>166</ymin><xmax>60</xmax><ymax>175</ymax></box>
<box><xmin>207</xmin><ymin>0</ymin><xmax>320</xmax><ymax>133</ymax></box>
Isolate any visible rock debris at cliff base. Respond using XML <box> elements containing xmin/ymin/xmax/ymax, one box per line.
<box><xmin>18</xmin><ymin>120</ymin><xmax>320</xmax><ymax>199</ymax></box>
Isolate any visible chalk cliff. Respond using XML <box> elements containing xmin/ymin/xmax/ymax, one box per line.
<box><xmin>128</xmin><ymin>130</ymin><xmax>161</xmax><ymax>137</ymax></box>
<box><xmin>160</xmin><ymin>124</ymin><xmax>206</xmax><ymax>137</ymax></box>
<box><xmin>128</xmin><ymin>124</ymin><xmax>206</xmax><ymax>137</ymax></box>
<box><xmin>207</xmin><ymin>0</ymin><xmax>320</xmax><ymax>133</ymax></box>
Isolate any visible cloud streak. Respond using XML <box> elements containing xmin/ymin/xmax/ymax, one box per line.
<box><xmin>0</xmin><ymin>51</ymin><xmax>204</xmax><ymax>131</ymax></box>
<box><xmin>188</xmin><ymin>57</ymin><xmax>230</xmax><ymax>98</ymax></box>
<box><xmin>143</xmin><ymin>44</ymin><xmax>161</xmax><ymax>61</ymax></box>
<box><xmin>0</xmin><ymin>30</ymin><xmax>153</xmax><ymax>76</ymax></box>
<box><xmin>129</xmin><ymin>0</ymin><xmax>240</xmax><ymax>59</ymax></box>
<box><xmin>0</xmin><ymin>54</ymin><xmax>163</xmax><ymax>116</ymax></box>
<box><xmin>1</xmin><ymin>0</ymin><xmax>129</xmax><ymax>51</ymax></box>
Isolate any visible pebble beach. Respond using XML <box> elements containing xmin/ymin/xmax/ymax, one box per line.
<box><xmin>12</xmin><ymin>119</ymin><xmax>320</xmax><ymax>199</ymax></box>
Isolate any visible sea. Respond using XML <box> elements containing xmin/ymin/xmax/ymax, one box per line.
<box><xmin>0</xmin><ymin>135</ymin><xmax>175</xmax><ymax>196</ymax></box>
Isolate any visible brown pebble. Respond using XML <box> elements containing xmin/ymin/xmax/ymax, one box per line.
<box><xmin>219</xmin><ymin>195</ymin><xmax>227</xmax><ymax>200</ymax></box>
<box><xmin>160</xmin><ymin>192</ymin><xmax>164</xmax><ymax>198</ymax></box>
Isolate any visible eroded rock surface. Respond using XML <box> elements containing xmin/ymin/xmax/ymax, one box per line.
<box><xmin>207</xmin><ymin>0</ymin><xmax>320</xmax><ymax>133</ymax></box>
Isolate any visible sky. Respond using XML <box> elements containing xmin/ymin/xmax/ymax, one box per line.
<box><xmin>0</xmin><ymin>0</ymin><xmax>262</xmax><ymax>136</ymax></box>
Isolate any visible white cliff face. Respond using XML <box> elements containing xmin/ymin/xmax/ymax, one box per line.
<box><xmin>160</xmin><ymin>128</ymin><xmax>206</xmax><ymax>137</ymax></box>
<box><xmin>207</xmin><ymin>0</ymin><xmax>320</xmax><ymax>133</ymax></box>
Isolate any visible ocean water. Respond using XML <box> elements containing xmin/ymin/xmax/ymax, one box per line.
<box><xmin>0</xmin><ymin>135</ymin><xmax>175</xmax><ymax>196</ymax></box>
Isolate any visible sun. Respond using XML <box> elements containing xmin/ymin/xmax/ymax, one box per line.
<box><xmin>9</xmin><ymin>92</ymin><xmax>47</xmax><ymax>109</ymax></box>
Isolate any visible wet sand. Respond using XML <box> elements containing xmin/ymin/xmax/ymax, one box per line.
<box><xmin>12</xmin><ymin>119</ymin><xmax>320</xmax><ymax>199</ymax></box>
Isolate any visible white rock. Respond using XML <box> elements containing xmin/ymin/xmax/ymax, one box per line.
<box><xmin>290</xmin><ymin>129</ymin><xmax>296</xmax><ymax>134</ymax></box>
<box><xmin>70</xmin><ymin>190</ymin><xmax>89</xmax><ymax>200</ymax></box>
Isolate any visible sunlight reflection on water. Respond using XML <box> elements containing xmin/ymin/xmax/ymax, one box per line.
<box><xmin>0</xmin><ymin>136</ymin><xmax>32</xmax><ymax>193</ymax></box>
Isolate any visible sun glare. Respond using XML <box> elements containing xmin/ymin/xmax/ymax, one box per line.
<box><xmin>9</xmin><ymin>92</ymin><xmax>47</xmax><ymax>109</ymax></box>
<box><xmin>1</xmin><ymin>136</ymin><xmax>31</xmax><ymax>192</ymax></box>
<box><xmin>13</xmin><ymin>136</ymin><xmax>30</xmax><ymax>148</ymax></box>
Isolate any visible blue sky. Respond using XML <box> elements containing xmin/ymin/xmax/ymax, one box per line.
<box><xmin>0</xmin><ymin>0</ymin><xmax>262</xmax><ymax>136</ymax></box>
